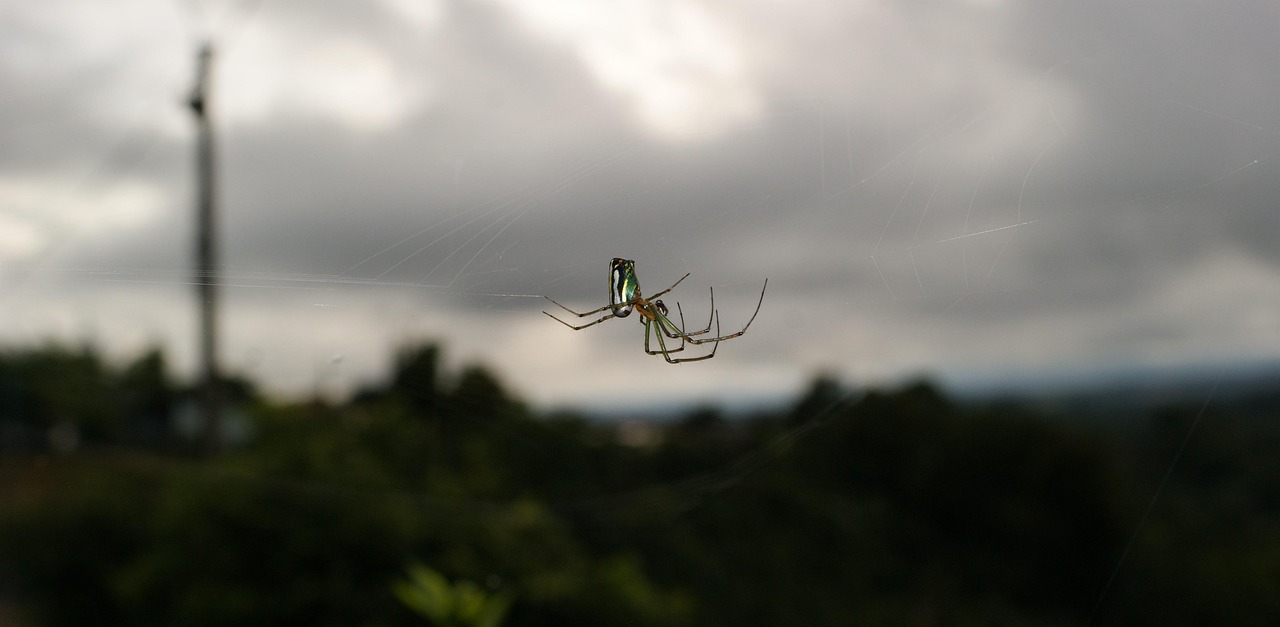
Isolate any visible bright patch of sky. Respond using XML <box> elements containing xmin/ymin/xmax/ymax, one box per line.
<box><xmin>224</xmin><ymin>35</ymin><xmax>426</xmax><ymax>132</ymax></box>
<box><xmin>488</xmin><ymin>0</ymin><xmax>761</xmax><ymax>140</ymax></box>
<box><xmin>0</xmin><ymin>176</ymin><xmax>164</xmax><ymax>257</ymax></box>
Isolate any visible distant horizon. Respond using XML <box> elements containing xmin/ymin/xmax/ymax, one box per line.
<box><xmin>2</xmin><ymin>336</ymin><xmax>1271</xmax><ymax>418</ymax></box>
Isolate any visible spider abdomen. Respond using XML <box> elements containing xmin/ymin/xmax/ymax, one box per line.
<box><xmin>609</xmin><ymin>257</ymin><xmax>639</xmax><ymax>317</ymax></box>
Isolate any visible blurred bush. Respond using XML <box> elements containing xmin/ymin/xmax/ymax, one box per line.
<box><xmin>2</xmin><ymin>342</ymin><xmax>1279</xmax><ymax>625</ymax></box>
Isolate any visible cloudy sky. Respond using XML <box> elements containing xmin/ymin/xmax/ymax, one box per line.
<box><xmin>2</xmin><ymin>0</ymin><xmax>1278</xmax><ymax>410</ymax></box>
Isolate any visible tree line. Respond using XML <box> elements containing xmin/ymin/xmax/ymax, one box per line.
<box><xmin>1</xmin><ymin>342</ymin><xmax>1278</xmax><ymax>625</ymax></box>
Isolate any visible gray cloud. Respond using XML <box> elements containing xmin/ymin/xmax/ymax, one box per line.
<box><xmin>3</xmin><ymin>0</ymin><xmax>1278</xmax><ymax>407</ymax></box>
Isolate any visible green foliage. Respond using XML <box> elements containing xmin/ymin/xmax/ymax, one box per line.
<box><xmin>391</xmin><ymin>343</ymin><xmax>444</xmax><ymax>416</ymax></box>
<box><xmin>0</xmin><ymin>465</ymin><xmax>152</xmax><ymax>626</ymax></box>
<box><xmin>393</xmin><ymin>563</ymin><xmax>513</xmax><ymax>627</ymax></box>
<box><xmin>2</xmin><ymin>341</ymin><xmax>1280</xmax><ymax>625</ymax></box>
<box><xmin>0</xmin><ymin>344</ymin><xmax>122</xmax><ymax>441</ymax></box>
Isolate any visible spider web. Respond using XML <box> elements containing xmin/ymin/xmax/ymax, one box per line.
<box><xmin>9</xmin><ymin>1</ymin><xmax>1275</xmax><ymax>409</ymax></box>
<box><xmin>3</xmin><ymin>0</ymin><xmax>1279</xmax><ymax>621</ymax></box>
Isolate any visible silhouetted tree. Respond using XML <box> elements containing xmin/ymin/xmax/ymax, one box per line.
<box><xmin>788</xmin><ymin>373</ymin><xmax>847</xmax><ymax>426</ymax></box>
<box><xmin>452</xmin><ymin>365</ymin><xmax>513</xmax><ymax>423</ymax></box>
<box><xmin>392</xmin><ymin>343</ymin><xmax>443</xmax><ymax>417</ymax></box>
<box><xmin>118</xmin><ymin>348</ymin><xmax>174</xmax><ymax>444</ymax></box>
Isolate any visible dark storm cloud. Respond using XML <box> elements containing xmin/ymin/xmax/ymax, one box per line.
<box><xmin>1000</xmin><ymin>0</ymin><xmax>1280</xmax><ymax>216</ymax></box>
<box><xmin>51</xmin><ymin>0</ymin><xmax>627</xmax><ymax>274</ymax></box>
<box><xmin>4</xmin><ymin>0</ymin><xmax>1279</xmax><ymax>404</ymax></box>
<box><xmin>852</xmin><ymin>0</ymin><xmax>1280</xmax><ymax>323</ymax></box>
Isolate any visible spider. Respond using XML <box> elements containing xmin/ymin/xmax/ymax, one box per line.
<box><xmin>543</xmin><ymin>258</ymin><xmax>767</xmax><ymax>363</ymax></box>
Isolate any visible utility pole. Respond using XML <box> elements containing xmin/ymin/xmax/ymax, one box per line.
<box><xmin>188</xmin><ymin>43</ymin><xmax>220</xmax><ymax>452</ymax></box>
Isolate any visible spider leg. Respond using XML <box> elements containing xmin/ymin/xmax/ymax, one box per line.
<box><xmin>679</xmin><ymin>278</ymin><xmax>767</xmax><ymax>345</ymax></box>
<box><xmin>677</xmin><ymin>300</ymin><xmax>716</xmax><ymax>339</ymax></box>
<box><xmin>662</xmin><ymin>288</ymin><xmax>716</xmax><ymax>339</ymax></box>
<box><xmin>655</xmin><ymin>298</ymin><xmax>713</xmax><ymax>341</ymax></box>
<box><xmin>543</xmin><ymin>310</ymin><xmax>617</xmax><ymax>331</ymax></box>
<box><xmin>644</xmin><ymin>272</ymin><xmax>692</xmax><ymax>302</ymax></box>
<box><xmin>543</xmin><ymin>296</ymin><xmax>617</xmax><ymax>318</ymax></box>
<box><xmin>648</xmin><ymin>318</ymin><xmax>681</xmax><ymax>363</ymax></box>
<box><xmin>644</xmin><ymin>316</ymin><xmax>680</xmax><ymax>357</ymax></box>
<box><xmin>659</xmin><ymin>314</ymin><xmax>721</xmax><ymax>363</ymax></box>
<box><xmin>644</xmin><ymin>307</ymin><xmax>686</xmax><ymax>355</ymax></box>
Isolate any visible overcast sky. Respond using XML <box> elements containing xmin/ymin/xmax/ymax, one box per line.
<box><xmin>2</xmin><ymin>0</ymin><xmax>1278</xmax><ymax>410</ymax></box>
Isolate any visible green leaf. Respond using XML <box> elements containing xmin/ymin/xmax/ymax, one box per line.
<box><xmin>393</xmin><ymin>563</ymin><xmax>454</xmax><ymax>623</ymax></box>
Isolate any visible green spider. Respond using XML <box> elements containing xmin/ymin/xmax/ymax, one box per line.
<box><xmin>543</xmin><ymin>258</ymin><xmax>767</xmax><ymax>363</ymax></box>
